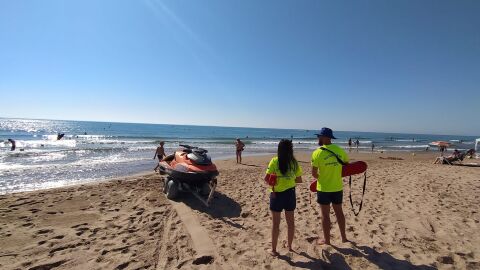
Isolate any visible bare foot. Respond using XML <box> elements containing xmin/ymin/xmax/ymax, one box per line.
<box><xmin>282</xmin><ymin>241</ymin><xmax>295</xmax><ymax>252</ymax></box>
<box><xmin>269</xmin><ymin>249</ymin><xmax>279</xmax><ymax>256</ymax></box>
<box><xmin>317</xmin><ymin>239</ymin><xmax>331</xmax><ymax>245</ymax></box>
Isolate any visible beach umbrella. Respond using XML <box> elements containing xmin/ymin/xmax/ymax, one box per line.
<box><xmin>430</xmin><ymin>141</ymin><xmax>452</xmax><ymax>147</ymax></box>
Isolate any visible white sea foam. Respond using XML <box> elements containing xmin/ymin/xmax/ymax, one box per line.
<box><xmin>28</xmin><ymin>152</ymin><xmax>67</xmax><ymax>162</ymax></box>
<box><xmin>69</xmin><ymin>155</ymin><xmax>146</xmax><ymax>167</ymax></box>
<box><xmin>15</xmin><ymin>139</ymin><xmax>77</xmax><ymax>148</ymax></box>
<box><xmin>70</xmin><ymin>134</ymin><xmax>109</xmax><ymax>139</ymax></box>
<box><xmin>385</xmin><ymin>145</ymin><xmax>429</xmax><ymax>149</ymax></box>
<box><xmin>0</xmin><ymin>154</ymin><xmax>147</xmax><ymax>175</ymax></box>
<box><xmin>0</xmin><ymin>162</ymin><xmax>45</xmax><ymax>173</ymax></box>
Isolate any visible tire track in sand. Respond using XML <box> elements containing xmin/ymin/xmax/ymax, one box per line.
<box><xmin>155</xmin><ymin>209</ymin><xmax>175</xmax><ymax>269</ymax></box>
<box><xmin>167</xmin><ymin>200</ymin><xmax>221</xmax><ymax>269</ymax></box>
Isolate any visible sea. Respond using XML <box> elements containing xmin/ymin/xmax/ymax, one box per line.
<box><xmin>0</xmin><ymin>118</ymin><xmax>477</xmax><ymax>194</ymax></box>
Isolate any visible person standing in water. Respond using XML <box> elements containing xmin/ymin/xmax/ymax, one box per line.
<box><xmin>311</xmin><ymin>128</ymin><xmax>349</xmax><ymax>245</ymax></box>
<box><xmin>355</xmin><ymin>139</ymin><xmax>360</xmax><ymax>151</ymax></box>
<box><xmin>235</xmin><ymin>138</ymin><xmax>245</xmax><ymax>164</ymax></box>
<box><xmin>348</xmin><ymin>138</ymin><xmax>352</xmax><ymax>151</ymax></box>
<box><xmin>153</xmin><ymin>141</ymin><xmax>166</xmax><ymax>172</ymax></box>
<box><xmin>7</xmin><ymin>139</ymin><xmax>16</xmax><ymax>151</ymax></box>
<box><xmin>371</xmin><ymin>143</ymin><xmax>375</xmax><ymax>152</ymax></box>
<box><xmin>265</xmin><ymin>139</ymin><xmax>302</xmax><ymax>256</ymax></box>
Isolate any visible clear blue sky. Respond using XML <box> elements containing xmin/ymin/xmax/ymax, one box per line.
<box><xmin>0</xmin><ymin>0</ymin><xmax>479</xmax><ymax>135</ymax></box>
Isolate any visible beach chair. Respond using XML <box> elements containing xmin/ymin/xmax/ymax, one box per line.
<box><xmin>434</xmin><ymin>151</ymin><xmax>470</xmax><ymax>165</ymax></box>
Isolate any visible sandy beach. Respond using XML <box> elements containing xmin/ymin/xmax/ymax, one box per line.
<box><xmin>1</xmin><ymin>151</ymin><xmax>479</xmax><ymax>270</ymax></box>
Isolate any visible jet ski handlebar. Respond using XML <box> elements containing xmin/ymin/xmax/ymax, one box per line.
<box><xmin>179</xmin><ymin>144</ymin><xmax>208</xmax><ymax>154</ymax></box>
<box><xmin>179</xmin><ymin>144</ymin><xmax>195</xmax><ymax>149</ymax></box>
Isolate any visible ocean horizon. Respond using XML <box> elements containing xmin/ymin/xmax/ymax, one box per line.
<box><xmin>1</xmin><ymin>117</ymin><xmax>477</xmax><ymax>194</ymax></box>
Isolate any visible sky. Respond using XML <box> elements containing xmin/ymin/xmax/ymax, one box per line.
<box><xmin>0</xmin><ymin>0</ymin><xmax>479</xmax><ymax>135</ymax></box>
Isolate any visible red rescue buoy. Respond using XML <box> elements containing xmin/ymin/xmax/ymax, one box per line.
<box><xmin>309</xmin><ymin>161</ymin><xmax>367</xmax><ymax>192</ymax></box>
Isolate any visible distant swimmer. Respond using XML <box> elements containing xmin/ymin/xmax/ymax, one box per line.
<box><xmin>7</xmin><ymin>139</ymin><xmax>16</xmax><ymax>151</ymax></box>
<box><xmin>57</xmin><ymin>133</ymin><xmax>65</xmax><ymax>140</ymax></box>
<box><xmin>84</xmin><ymin>132</ymin><xmax>87</xmax><ymax>135</ymax></box>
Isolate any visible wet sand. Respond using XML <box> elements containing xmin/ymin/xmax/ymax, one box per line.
<box><xmin>1</xmin><ymin>151</ymin><xmax>479</xmax><ymax>269</ymax></box>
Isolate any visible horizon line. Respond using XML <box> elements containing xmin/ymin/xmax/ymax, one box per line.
<box><xmin>0</xmin><ymin>116</ymin><xmax>478</xmax><ymax>138</ymax></box>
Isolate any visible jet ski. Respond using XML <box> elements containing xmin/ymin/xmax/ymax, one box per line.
<box><xmin>158</xmin><ymin>144</ymin><xmax>218</xmax><ymax>206</ymax></box>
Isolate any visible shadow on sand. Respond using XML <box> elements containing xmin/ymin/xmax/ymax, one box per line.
<box><xmin>177</xmin><ymin>190</ymin><xmax>244</xmax><ymax>229</ymax></box>
<box><xmin>331</xmin><ymin>243</ymin><xmax>436</xmax><ymax>270</ymax></box>
<box><xmin>452</xmin><ymin>163</ymin><xmax>480</xmax><ymax>167</ymax></box>
<box><xmin>240</xmin><ymin>163</ymin><xmax>262</xmax><ymax>168</ymax></box>
<box><xmin>277</xmin><ymin>250</ymin><xmax>351</xmax><ymax>270</ymax></box>
<box><xmin>276</xmin><ymin>243</ymin><xmax>436</xmax><ymax>270</ymax></box>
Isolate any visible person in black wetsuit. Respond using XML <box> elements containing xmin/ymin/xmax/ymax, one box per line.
<box><xmin>7</xmin><ymin>139</ymin><xmax>16</xmax><ymax>151</ymax></box>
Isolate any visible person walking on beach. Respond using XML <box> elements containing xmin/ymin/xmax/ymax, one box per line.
<box><xmin>356</xmin><ymin>139</ymin><xmax>360</xmax><ymax>151</ymax></box>
<box><xmin>265</xmin><ymin>139</ymin><xmax>302</xmax><ymax>255</ymax></box>
<box><xmin>7</xmin><ymin>139</ymin><xmax>16</xmax><ymax>151</ymax></box>
<box><xmin>312</xmin><ymin>128</ymin><xmax>349</xmax><ymax>245</ymax></box>
<box><xmin>371</xmin><ymin>143</ymin><xmax>375</xmax><ymax>152</ymax></box>
<box><xmin>153</xmin><ymin>141</ymin><xmax>166</xmax><ymax>172</ymax></box>
<box><xmin>348</xmin><ymin>138</ymin><xmax>352</xmax><ymax>151</ymax></box>
<box><xmin>235</xmin><ymin>138</ymin><xmax>245</xmax><ymax>164</ymax></box>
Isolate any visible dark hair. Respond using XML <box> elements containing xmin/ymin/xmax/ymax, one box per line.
<box><xmin>277</xmin><ymin>139</ymin><xmax>297</xmax><ymax>175</ymax></box>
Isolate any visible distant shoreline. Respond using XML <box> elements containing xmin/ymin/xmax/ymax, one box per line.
<box><xmin>0</xmin><ymin>150</ymin><xmax>442</xmax><ymax>196</ymax></box>
<box><xmin>1</xmin><ymin>117</ymin><xmax>477</xmax><ymax>195</ymax></box>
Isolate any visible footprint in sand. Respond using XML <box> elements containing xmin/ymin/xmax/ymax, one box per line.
<box><xmin>36</xmin><ymin>229</ymin><xmax>53</xmax><ymax>235</ymax></box>
<box><xmin>28</xmin><ymin>260</ymin><xmax>68</xmax><ymax>270</ymax></box>
<box><xmin>240</xmin><ymin>211</ymin><xmax>250</xmax><ymax>218</ymax></box>
<box><xmin>437</xmin><ymin>255</ymin><xmax>454</xmax><ymax>264</ymax></box>
<box><xmin>71</xmin><ymin>223</ymin><xmax>88</xmax><ymax>228</ymax></box>
<box><xmin>75</xmin><ymin>227</ymin><xmax>90</xmax><ymax>236</ymax></box>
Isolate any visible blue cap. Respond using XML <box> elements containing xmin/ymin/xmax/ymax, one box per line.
<box><xmin>315</xmin><ymin>127</ymin><xmax>337</xmax><ymax>139</ymax></box>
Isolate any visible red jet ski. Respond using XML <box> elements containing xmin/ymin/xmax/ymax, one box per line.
<box><xmin>158</xmin><ymin>144</ymin><xmax>218</xmax><ymax>206</ymax></box>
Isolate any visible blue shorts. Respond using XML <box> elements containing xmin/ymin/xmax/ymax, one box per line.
<box><xmin>270</xmin><ymin>188</ymin><xmax>296</xmax><ymax>212</ymax></box>
<box><xmin>317</xmin><ymin>191</ymin><xmax>343</xmax><ymax>205</ymax></box>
